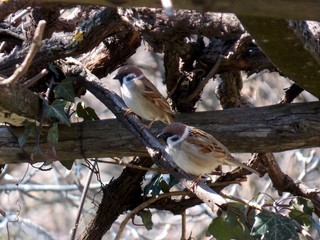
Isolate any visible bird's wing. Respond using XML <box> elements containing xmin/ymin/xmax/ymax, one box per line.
<box><xmin>142</xmin><ymin>80</ymin><xmax>173</xmax><ymax>114</ymax></box>
<box><xmin>187</xmin><ymin>127</ymin><xmax>230</xmax><ymax>159</ymax></box>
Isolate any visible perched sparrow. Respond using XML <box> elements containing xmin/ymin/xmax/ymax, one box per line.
<box><xmin>113</xmin><ymin>65</ymin><xmax>174</xmax><ymax>128</ymax></box>
<box><xmin>158</xmin><ymin>122</ymin><xmax>259</xmax><ymax>176</ymax></box>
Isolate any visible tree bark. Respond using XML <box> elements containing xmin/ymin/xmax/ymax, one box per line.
<box><xmin>0</xmin><ymin>85</ymin><xmax>40</xmax><ymax>126</ymax></box>
<box><xmin>2</xmin><ymin>101</ymin><xmax>320</xmax><ymax>164</ymax></box>
<box><xmin>1</xmin><ymin>0</ymin><xmax>320</xmax><ymax>21</ymax></box>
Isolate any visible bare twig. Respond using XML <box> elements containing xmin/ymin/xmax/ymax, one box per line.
<box><xmin>0</xmin><ymin>20</ymin><xmax>46</xmax><ymax>86</ymax></box>
<box><xmin>219</xmin><ymin>192</ymin><xmax>262</xmax><ymax>211</ymax></box>
<box><xmin>96</xmin><ymin>158</ymin><xmax>168</xmax><ymax>174</ymax></box>
<box><xmin>279</xmin><ymin>84</ymin><xmax>304</xmax><ymax>104</ymax></box>
<box><xmin>10</xmin><ymin>7</ymin><xmax>32</xmax><ymax>25</ymax></box>
<box><xmin>181</xmin><ymin>209</ymin><xmax>187</xmax><ymax>240</ymax></box>
<box><xmin>20</xmin><ymin>68</ymin><xmax>49</xmax><ymax>88</ymax></box>
<box><xmin>260</xmin><ymin>152</ymin><xmax>320</xmax><ymax>216</ymax></box>
<box><xmin>186</xmin><ymin>55</ymin><xmax>223</xmax><ymax>102</ymax></box>
<box><xmin>0</xmin><ymin>41</ymin><xmax>7</xmax><ymax>52</ymax></box>
<box><xmin>0</xmin><ymin>182</ymin><xmax>102</xmax><ymax>192</ymax></box>
<box><xmin>70</xmin><ymin>160</ymin><xmax>97</xmax><ymax>240</ymax></box>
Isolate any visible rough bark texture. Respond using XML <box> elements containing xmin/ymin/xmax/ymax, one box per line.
<box><xmin>0</xmin><ymin>86</ymin><xmax>40</xmax><ymax>126</ymax></box>
<box><xmin>1</xmin><ymin>0</ymin><xmax>320</xmax><ymax>21</ymax></box>
<box><xmin>2</xmin><ymin>101</ymin><xmax>320</xmax><ymax>164</ymax></box>
<box><xmin>0</xmin><ymin>8</ymin><xmax>122</xmax><ymax>77</ymax></box>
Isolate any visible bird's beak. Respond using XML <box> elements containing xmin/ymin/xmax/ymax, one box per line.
<box><xmin>157</xmin><ymin>131</ymin><xmax>170</xmax><ymax>140</ymax></box>
<box><xmin>113</xmin><ymin>74</ymin><xmax>120</xmax><ymax>80</ymax></box>
<box><xmin>157</xmin><ymin>132</ymin><xmax>164</xmax><ymax>138</ymax></box>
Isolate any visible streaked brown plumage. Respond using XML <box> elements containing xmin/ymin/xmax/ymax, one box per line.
<box><xmin>113</xmin><ymin>65</ymin><xmax>174</xmax><ymax>127</ymax></box>
<box><xmin>158</xmin><ymin>122</ymin><xmax>259</xmax><ymax>176</ymax></box>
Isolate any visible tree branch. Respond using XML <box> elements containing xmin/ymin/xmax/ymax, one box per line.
<box><xmin>0</xmin><ymin>8</ymin><xmax>122</xmax><ymax>77</ymax></box>
<box><xmin>1</xmin><ymin>0</ymin><xmax>320</xmax><ymax>21</ymax></box>
<box><xmin>258</xmin><ymin>153</ymin><xmax>320</xmax><ymax>216</ymax></box>
<box><xmin>0</xmin><ymin>85</ymin><xmax>40</xmax><ymax>126</ymax></box>
<box><xmin>2</xmin><ymin>101</ymin><xmax>320</xmax><ymax>164</ymax></box>
<box><xmin>238</xmin><ymin>16</ymin><xmax>320</xmax><ymax>97</ymax></box>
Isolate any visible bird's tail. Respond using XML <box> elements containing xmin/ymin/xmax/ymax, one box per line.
<box><xmin>225</xmin><ymin>157</ymin><xmax>260</xmax><ymax>176</ymax></box>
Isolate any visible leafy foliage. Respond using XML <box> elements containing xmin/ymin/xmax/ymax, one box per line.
<box><xmin>76</xmin><ymin>102</ymin><xmax>100</xmax><ymax>121</ymax></box>
<box><xmin>18</xmin><ymin>121</ymin><xmax>37</xmax><ymax>147</ymax></box>
<box><xmin>251</xmin><ymin>211</ymin><xmax>299</xmax><ymax>240</ymax></box>
<box><xmin>289</xmin><ymin>197</ymin><xmax>320</xmax><ymax>236</ymax></box>
<box><xmin>47</xmin><ymin>123</ymin><xmax>59</xmax><ymax>144</ymax></box>
<box><xmin>207</xmin><ymin>202</ymin><xmax>254</xmax><ymax>240</ymax></box>
<box><xmin>48</xmin><ymin>63</ymin><xmax>61</xmax><ymax>79</ymax></box>
<box><xmin>144</xmin><ymin>174</ymin><xmax>178</xmax><ymax>197</ymax></box>
<box><xmin>60</xmin><ymin>160</ymin><xmax>75</xmax><ymax>170</ymax></box>
<box><xmin>44</xmin><ymin>99</ymin><xmax>70</xmax><ymax>126</ymax></box>
<box><xmin>54</xmin><ymin>77</ymin><xmax>76</xmax><ymax>102</ymax></box>
<box><xmin>138</xmin><ymin>210</ymin><xmax>153</xmax><ymax>231</ymax></box>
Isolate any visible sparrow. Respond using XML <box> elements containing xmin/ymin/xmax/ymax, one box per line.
<box><xmin>157</xmin><ymin>122</ymin><xmax>259</xmax><ymax>177</ymax></box>
<box><xmin>113</xmin><ymin>65</ymin><xmax>174</xmax><ymax>128</ymax></box>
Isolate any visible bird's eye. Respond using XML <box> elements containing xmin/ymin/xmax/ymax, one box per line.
<box><xmin>123</xmin><ymin>73</ymin><xmax>136</xmax><ymax>82</ymax></box>
<box><xmin>169</xmin><ymin>135</ymin><xmax>180</xmax><ymax>142</ymax></box>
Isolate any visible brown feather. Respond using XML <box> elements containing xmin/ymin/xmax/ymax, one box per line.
<box><xmin>142</xmin><ymin>79</ymin><xmax>173</xmax><ymax>115</ymax></box>
<box><xmin>188</xmin><ymin>127</ymin><xmax>231</xmax><ymax>159</ymax></box>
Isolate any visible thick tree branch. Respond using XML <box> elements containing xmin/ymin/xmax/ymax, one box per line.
<box><xmin>1</xmin><ymin>0</ymin><xmax>320</xmax><ymax>21</ymax></box>
<box><xmin>258</xmin><ymin>153</ymin><xmax>320</xmax><ymax>216</ymax></box>
<box><xmin>79</xmin><ymin>23</ymin><xmax>141</xmax><ymax>79</ymax></box>
<box><xmin>238</xmin><ymin>17</ymin><xmax>320</xmax><ymax>97</ymax></box>
<box><xmin>2</xmin><ymin>101</ymin><xmax>320</xmax><ymax>164</ymax></box>
<box><xmin>0</xmin><ymin>8</ymin><xmax>122</xmax><ymax>77</ymax></box>
<box><xmin>0</xmin><ymin>86</ymin><xmax>40</xmax><ymax>126</ymax></box>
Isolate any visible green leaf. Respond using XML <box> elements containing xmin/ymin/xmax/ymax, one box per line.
<box><xmin>289</xmin><ymin>209</ymin><xmax>312</xmax><ymax>227</ymax></box>
<box><xmin>44</xmin><ymin>99</ymin><xmax>70</xmax><ymax>126</ymax></box>
<box><xmin>33</xmin><ymin>144</ymin><xmax>42</xmax><ymax>155</ymax></box>
<box><xmin>54</xmin><ymin>78</ymin><xmax>76</xmax><ymax>102</ymax></box>
<box><xmin>76</xmin><ymin>102</ymin><xmax>100</xmax><ymax>121</ymax></box>
<box><xmin>207</xmin><ymin>216</ymin><xmax>253</xmax><ymax>240</ymax></box>
<box><xmin>168</xmin><ymin>174</ymin><xmax>179</xmax><ymax>189</ymax></box>
<box><xmin>290</xmin><ymin>197</ymin><xmax>313</xmax><ymax>216</ymax></box>
<box><xmin>138</xmin><ymin>210</ymin><xmax>153</xmax><ymax>231</ymax></box>
<box><xmin>18</xmin><ymin>121</ymin><xmax>37</xmax><ymax>147</ymax></box>
<box><xmin>47</xmin><ymin>123</ymin><xmax>59</xmax><ymax>144</ymax></box>
<box><xmin>144</xmin><ymin>174</ymin><xmax>163</xmax><ymax>197</ymax></box>
<box><xmin>144</xmin><ymin>174</ymin><xmax>175</xmax><ymax>197</ymax></box>
<box><xmin>48</xmin><ymin>63</ymin><xmax>61</xmax><ymax>78</ymax></box>
<box><xmin>159</xmin><ymin>178</ymin><xmax>170</xmax><ymax>193</ymax></box>
<box><xmin>251</xmin><ymin>211</ymin><xmax>299</xmax><ymax>240</ymax></box>
<box><xmin>207</xmin><ymin>202</ymin><xmax>254</xmax><ymax>240</ymax></box>
<box><xmin>60</xmin><ymin>160</ymin><xmax>74</xmax><ymax>170</ymax></box>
